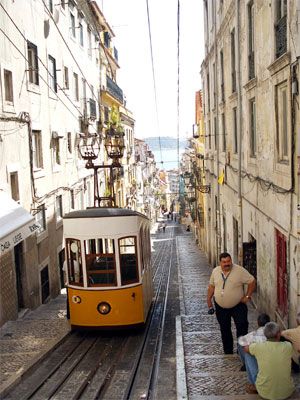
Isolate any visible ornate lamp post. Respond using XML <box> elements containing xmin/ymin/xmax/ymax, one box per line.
<box><xmin>78</xmin><ymin>124</ymin><xmax>125</xmax><ymax>207</ymax></box>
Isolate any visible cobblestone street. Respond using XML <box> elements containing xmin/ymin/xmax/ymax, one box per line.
<box><xmin>176</xmin><ymin>231</ymin><xmax>300</xmax><ymax>399</ymax></box>
<box><xmin>0</xmin><ymin>223</ymin><xmax>299</xmax><ymax>399</ymax></box>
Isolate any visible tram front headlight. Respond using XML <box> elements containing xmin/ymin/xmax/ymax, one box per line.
<box><xmin>97</xmin><ymin>302</ymin><xmax>111</xmax><ymax>315</ymax></box>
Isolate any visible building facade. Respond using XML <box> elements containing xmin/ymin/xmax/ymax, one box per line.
<box><xmin>0</xmin><ymin>0</ymin><xmax>134</xmax><ymax>326</ymax></box>
<box><xmin>201</xmin><ymin>0</ymin><xmax>299</xmax><ymax>327</ymax></box>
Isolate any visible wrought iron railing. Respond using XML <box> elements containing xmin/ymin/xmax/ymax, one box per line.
<box><xmin>106</xmin><ymin>75</ymin><xmax>123</xmax><ymax>104</ymax></box>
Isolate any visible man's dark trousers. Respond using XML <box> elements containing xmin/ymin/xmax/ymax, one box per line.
<box><xmin>215</xmin><ymin>301</ymin><xmax>248</xmax><ymax>354</ymax></box>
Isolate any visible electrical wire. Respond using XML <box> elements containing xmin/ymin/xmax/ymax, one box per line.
<box><xmin>0</xmin><ymin>27</ymin><xmax>88</xmax><ymax>125</ymax></box>
<box><xmin>145</xmin><ymin>0</ymin><xmax>163</xmax><ymax>165</ymax></box>
<box><xmin>41</xmin><ymin>0</ymin><xmax>101</xmax><ymax>108</ymax></box>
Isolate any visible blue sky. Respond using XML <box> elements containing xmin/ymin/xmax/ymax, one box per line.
<box><xmin>100</xmin><ymin>0</ymin><xmax>204</xmax><ymax>139</ymax></box>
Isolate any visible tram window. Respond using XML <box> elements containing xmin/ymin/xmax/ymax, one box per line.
<box><xmin>84</xmin><ymin>238</ymin><xmax>116</xmax><ymax>286</ymax></box>
<box><xmin>119</xmin><ymin>236</ymin><xmax>139</xmax><ymax>285</ymax></box>
<box><xmin>66</xmin><ymin>238</ymin><xmax>83</xmax><ymax>286</ymax></box>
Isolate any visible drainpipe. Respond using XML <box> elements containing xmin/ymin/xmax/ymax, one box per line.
<box><xmin>236</xmin><ymin>0</ymin><xmax>243</xmax><ymax>265</ymax></box>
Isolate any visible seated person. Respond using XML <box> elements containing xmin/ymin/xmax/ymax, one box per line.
<box><xmin>237</xmin><ymin>313</ymin><xmax>270</xmax><ymax>391</ymax></box>
<box><xmin>281</xmin><ymin>311</ymin><xmax>300</xmax><ymax>372</ymax></box>
<box><xmin>244</xmin><ymin>322</ymin><xmax>295</xmax><ymax>400</ymax></box>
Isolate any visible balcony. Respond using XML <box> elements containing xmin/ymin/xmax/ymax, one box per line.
<box><xmin>106</xmin><ymin>75</ymin><xmax>123</xmax><ymax>104</ymax></box>
<box><xmin>275</xmin><ymin>15</ymin><xmax>287</xmax><ymax>59</ymax></box>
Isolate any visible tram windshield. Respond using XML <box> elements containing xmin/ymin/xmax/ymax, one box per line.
<box><xmin>65</xmin><ymin>239</ymin><xmax>83</xmax><ymax>286</ymax></box>
<box><xmin>84</xmin><ymin>238</ymin><xmax>116</xmax><ymax>286</ymax></box>
<box><xmin>119</xmin><ymin>236</ymin><xmax>139</xmax><ymax>285</ymax></box>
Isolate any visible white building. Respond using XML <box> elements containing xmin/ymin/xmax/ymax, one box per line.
<box><xmin>201</xmin><ymin>0</ymin><xmax>299</xmax><ymax>327</ymax></box>
<box><xmin>0</xmin><ymin>0</ymin><xmax>103</xmax><ymax>325</ymax></box>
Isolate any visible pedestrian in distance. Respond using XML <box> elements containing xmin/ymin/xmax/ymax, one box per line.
<box><xmin>237</xmin><ymin>313</ymin><xmax>270</xmax><ymax>391</ymax></box>
<box><xmin>243</xmin><ymin>321</ymin><xmax>295</xmax><ymax>399</ymax></box>
<box><xmin>207</xmin><ymin>252</ymin><xmax>256</xmax><ymax>354</ymax></box>
<box><xmin>162</xmin><ymin>222</ymin><xmax>166</xmax><ymax>233</ymax></box>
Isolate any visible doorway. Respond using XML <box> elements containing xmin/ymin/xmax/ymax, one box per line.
<box><xmin>14</xmin><ymin>242</ymin><xmax>24</xmax><ymax>310</ymax></box>
<box><xmin>58</xmin><ymin>248</ymin><xmax>65</xmax><ymax>289</ymax></box>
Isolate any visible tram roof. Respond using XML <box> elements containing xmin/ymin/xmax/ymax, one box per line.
<box><xmin>64</xmin><ymin>207</ymin><xmax>149</xmax><ymax>220</ymax></box>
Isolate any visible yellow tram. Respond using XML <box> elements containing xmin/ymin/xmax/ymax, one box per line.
<box><xmin>63</xmin><ymin>208</ymin><xmax>153</xmax><ymax>329</ymax></box>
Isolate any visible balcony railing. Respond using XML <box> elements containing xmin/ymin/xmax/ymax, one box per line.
<box><xmin>275</xmin><ymin>15</ymin><xmax>287</xmax><ymax>59</ymax></box>
<box><xmin>106</xmin><ymin>75</ymin><xmax>123</xmax><ymax>104</ymax></box>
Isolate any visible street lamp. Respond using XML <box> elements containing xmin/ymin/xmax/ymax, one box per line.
<box><xmin>78</xmin><ymin>125</ymin><xmax>125</xmax><ymax>207</ymax></box>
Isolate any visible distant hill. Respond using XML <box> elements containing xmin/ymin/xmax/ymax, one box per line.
<box><xmin>144</xmin><ymin>136</ymin><xmax>187</xmax><ymax>151</ymax></box>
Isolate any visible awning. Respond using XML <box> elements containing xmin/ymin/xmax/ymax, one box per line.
<box><xmin>0</xmin><ymin>192</ymin><xmax>40</xmax><ymax>256</ymax></box>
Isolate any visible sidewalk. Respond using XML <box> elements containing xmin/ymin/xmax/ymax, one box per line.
<box><xmin>0</xmin><ymin>293</ymin><xmax>70</xmax><ymax>396</ymax></box>
<box><xmin>176</xmin><ymin>231</ymin><xmax>300</xmax><ymax>399</ymax></box>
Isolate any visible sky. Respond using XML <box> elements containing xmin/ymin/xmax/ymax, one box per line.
<box><xmin>100</xmin><ymin>0</ymin><xmax>204</xmax><ymax>140</ymax></box>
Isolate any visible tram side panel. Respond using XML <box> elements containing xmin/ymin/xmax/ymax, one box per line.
<box><xmin>68</xmin><ymin>285</ymin><xmax>145</xmax><ymax>328</ymax></box>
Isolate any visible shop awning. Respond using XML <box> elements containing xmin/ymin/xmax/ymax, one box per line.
<box><xmin>0</xmin><ymin>192</ymin><xmax>40</xmax><ymax>256</ymax></box>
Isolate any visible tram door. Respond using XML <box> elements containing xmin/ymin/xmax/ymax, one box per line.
<box><xmin>58</xmin><ymin>248</ymin><xmax>65</xmax><ymax>289</ymax></box>
<box><xmin>14</xmin><ymin>242</ymin><xmax>24</xmax><ymax>311</ymax></box>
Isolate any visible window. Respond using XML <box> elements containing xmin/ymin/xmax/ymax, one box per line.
<box><xmin>220</xmin><ymin>50</ymin><xmax>224</xmax><ymax>102</ymax></box>
<box><xmin>233</xmin><ymin>217</ymin><xmax>239</xmax><ymax>263</ymax></box>
<box><xmin>40</xmin><ymin>265</ymin><xmax>50</xmax><ymax>303</ymax></box>
<box><xmin>222</xmin><ymin>206</ymin><xmax>227</xmax><ymax>252</ymax></box>
<box><xmin>222</xmin><ymin>113</ymin><xmax>226</xmax><ymax>152</ymax></box>
<box><xmin>52</xmin><ymin>136</ymin><xmax>61</xmax><ymax>166</ymax></box>
<box><xmin>27</xmin><ymin>41</ymin><xmax>39</xmax><ymax>85</ymax></box>
<box><xmin>275</xmin><ymin>0</ymin><xmax>287</xmax><ymax>58</ymax></box>
<box><xmin>208</xmin><ymin>120</ymin><xmax>211</xmax><ymax>149</ymax></box>
<box><xmin>207</xmin><ymin>73</ymin><xmax>210</xmax><ymax>111</ymax></box>
<box><xmin>248</xmin><ymin>1</ymin><xmax>255</xmax><ymax>80</ymax></box>
<box><xmin>48</xmin><ymin>55</ymin><xmax>57</xmax><ymax>93</ymax></box>
<box><xmin>35</xmin><ymin>204</ymin><xmax>46</xmax><ymax>234</ymax></box>
<box><xmin>10</xmin><ymin>172</ymin><xmax>20</xmax><ymax>202</ymax></box>
<box><xmin>56</xmin><ymin>195</ymin><xmax>63</xmax><ymax>220</ymax></box>
<box><xmin>73</xmin><ymin>72</ymin><xmax>79</xmax><ymax>101</ymax></box>
<box><xmin>233</xmin><ymin>107</ymin><xmax>238</xmax><ymax>153</ymax></box>
<box><xmin>85</xmin><ymin>238</ymin><xmax>116</xmax><ymax>286</ymax></box>
<box><xmin>79</xmin><ymin>22</ymin><xmax>84</xmax><ymax>46</ymax></box>
<box><xmin>70</xmin><ymin>189</ymin><xmax>75</xmax><ymax>209</ymax></box>
<box><xmin>231</xmin><ymin>29</ymin><xmax>236</xmax><ymax>93</ymax></box>
<box><xmin>4</xmin><ymin>69</ymin><xmax>13</xmax><ymax>102</ymax></box>
<box><xmin>64</xmin><ymin>66</ymin><xmax>69</xmax><ymax>89</ymax></box>
<box><xmin>276</xmin><ymin>81</ymin><xmax>288</xmax><ymax>161</ymax></box>
<box><xmin>87</xmin><ymin>29</ymin><xmax>92</xmax><ymax>57</ymax></box>
<box><xmin>213</xmin><ymin>63</ymin><xmax>216</xmax><ymax>108</ymax></box>
<box><xmin>249</xmin><ymin>98</ymin><xmax>256</xmax><ymax>157</ymax></box>
<box><xmin>66</xmin><ymin>239</ymin><xmax>83</xmax><ymax>286</ymax></box>
<box><xmin>48</xmin><ymin>0</ymin><xmax>53</xmax><ymax>13</ymax></box>
<box><xmin>70</xmin><ymin>12</ymin><xmax>76</xmax><ymax>38</ymax></box>
<box><xmin>32</xmin><ymin>130</ymin><xmax>43</xmax><ymax>169</ymax></box>
<box><xmin>67</xmin><ymin>132</ymin><xmax>72</xmax><ymax>154</ymax></box>
<box><xmin>119</xmin><ymin>236</ymin><xmax>139</xmax><ymax>285</ymax></box>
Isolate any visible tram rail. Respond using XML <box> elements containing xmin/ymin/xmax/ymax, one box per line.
<box><xmin>2</xmin><ymin>223</ymin><xmax>176</xmax><ymax>400</ymax></box>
